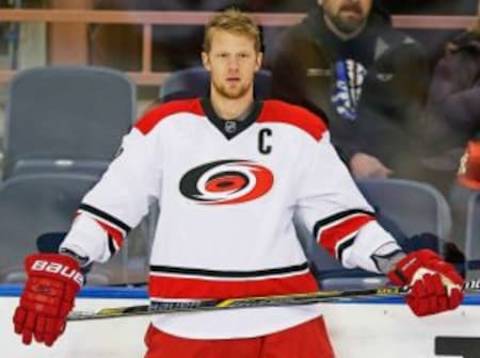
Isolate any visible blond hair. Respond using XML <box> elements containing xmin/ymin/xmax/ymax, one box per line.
<box><xmin>203</xmin><ymin>9</ymin><xmax>261</xmax><ymax>53</ymax></box>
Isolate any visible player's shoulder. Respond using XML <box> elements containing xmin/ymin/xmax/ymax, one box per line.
<box><xmin>135</xmin><ymin>98</ymin><xmax>204</xmax><ymax>135</ymax></box>
<box><xmin>259</xmin><ymin>99</ymin><xmax>328</xmax><ymax>141</ymax></box>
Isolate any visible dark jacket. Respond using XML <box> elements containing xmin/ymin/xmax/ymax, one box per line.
<box><xmin>267</xmin><ymin>5</ymin><xmax>429</xmax><ymax>179</ymax></box>
<box><xmin>421</xmin><ymin>30</ymin><xmax>480</xmax><ymax>192</ymax></box>
<box><xmin>424</xmin><ymin>31</ymin><xmax>480</xmax><ymax>154</ymax></box>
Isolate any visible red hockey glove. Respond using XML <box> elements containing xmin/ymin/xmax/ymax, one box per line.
<box><xmin>13</xmin><ymin>253</ymin><xmax>83</xmax><ymax>346</ymax></box>
<box><xmin>388</xmin><ymin>249</ymin><xmax>463</xmax><ymax>317</ymax></box>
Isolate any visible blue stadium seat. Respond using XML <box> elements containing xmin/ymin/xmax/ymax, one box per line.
<box><xmin>4</xmin><ymin>65</ymin><xmax>136</xmax><ymax>179</ymax></box>
<box><xmin>159</xmin><ymin>66</ymin><xmax>272</xmax><ymax>102</ymax></box>
<box><xmin>358</xmin><ymin>178</ymin><xmax>452</xmax><ymax>240</ymax></box>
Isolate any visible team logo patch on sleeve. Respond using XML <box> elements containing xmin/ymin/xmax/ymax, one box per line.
<box><xmin>179</xmin><ymin>160</ymin><xmax>274</xmax><ymax>205</ymax></box>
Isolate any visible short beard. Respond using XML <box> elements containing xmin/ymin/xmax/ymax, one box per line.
<box><xmin>212</xmin><ymin>80</ymin><xmax>252</xmax><ymax>100</ymax></box>
<box><xmin>328</xmin><ymin>13</ymin><xmax>365</xmax><ymax>34</ymax></box>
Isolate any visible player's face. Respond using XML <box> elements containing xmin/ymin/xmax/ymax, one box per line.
<box><xmin>321</xmin><ymin>0</ymin><xmax>373</xmax><ymax>33</ymax></box>
<box><xmin>202</xmin><ymin>29</ymin><xmax>262</xmax><ymax>100</ymax></box>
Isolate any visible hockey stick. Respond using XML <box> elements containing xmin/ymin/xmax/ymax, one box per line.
<box><xmin>67</xmin><ymin>285</ymin><xmax>412</xmax><ymax>321</ymax></box>
<box><xmin>68</xmin><ymin>279</ymin><xmax>480</xmax><ymax>321</ymax></box>
<box><xmin>68</xmin><ymin>279</ymin><xmax>480</xmax><ymax>322</ymax></box>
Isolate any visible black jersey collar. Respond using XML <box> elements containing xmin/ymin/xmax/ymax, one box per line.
<box><xmin>201</xmin><ymin>98</ymin><xmax>263</xmax><ymax>140</ymax></box>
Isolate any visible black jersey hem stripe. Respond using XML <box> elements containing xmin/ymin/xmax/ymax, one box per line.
<box><xmin>79</xmin><ymin>204</ymin><xmax>131</xmax><ymax>233</ymax></box>
<box><xmin>337</xmin><ymin>235</ymin><xmax>356</xmax><ymax>263</ymax></box>
<box><xmin>150</xmin><ymin>262</ymin><xmax>309</xmax><ymax>278</ymax></box>
<box><xmin>313</xmin><ymin>209</ymin><xmax>375</xmax><ymax>238</ymax></box>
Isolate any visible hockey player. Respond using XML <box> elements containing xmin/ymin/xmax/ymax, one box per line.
<box><xmin>13</xmin><ymin>9</ymin><xmax>463</xmax><ymax>358</ymax></box>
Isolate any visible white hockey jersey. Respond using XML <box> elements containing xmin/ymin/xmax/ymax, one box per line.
<box><xmin>61</xmin><ymin>98</ymin><xmax>400</xmax><ymax>339</ymax></box>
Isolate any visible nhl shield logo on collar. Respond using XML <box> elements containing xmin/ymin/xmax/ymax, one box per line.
<box><xmin>224</xmin><ymin>120</ymin><xmax>237</xmax><ymax>134</ymax></box>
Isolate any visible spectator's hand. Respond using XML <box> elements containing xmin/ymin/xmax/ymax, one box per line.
<box><xmin>349</xmin><ymin>152</ymin><xmax>393</xmax><ymax>178</ymax></box>
<box><xmin>13</xmin><ymin>253</ymin><xmax>83</xmax><ymax>346</ymax></box>
<box><xmin>388</xmin><ymin>249</ymin><xmax>464</xmax><ymax>317</ymax></box>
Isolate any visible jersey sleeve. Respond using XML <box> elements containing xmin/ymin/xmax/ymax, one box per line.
<box><xmin>60</xmin><ymin>126</ymin><xmax>162</xmax><ymax>263</ymax></box>
<box><xmin>295</xmin><ymin>132</ymin><xmax>401</xmax><ymax>273</ymax></box>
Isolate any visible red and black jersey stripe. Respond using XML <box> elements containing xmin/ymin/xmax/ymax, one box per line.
<box><xmin>314</xmin><ymin>209</ymin><xmax>376</xmax><ymax>262</ymax></box>
<box><xmin>77</xmin><ymin>203</ymin><xmax>131</xmax><ymax>256</ymax></box>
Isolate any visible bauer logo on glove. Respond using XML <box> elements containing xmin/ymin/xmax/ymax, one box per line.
<box><xmin>30</xmin><ymin>259</ymin><xmax>84</xmax><ymax>286</ymax></box>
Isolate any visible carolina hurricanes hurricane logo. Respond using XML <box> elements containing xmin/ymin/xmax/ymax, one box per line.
<box><xmin>179</xmin><ymin>160</ymin><xmax>274</xmax><ymax>205</ymax></box>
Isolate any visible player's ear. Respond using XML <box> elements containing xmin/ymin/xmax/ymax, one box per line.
<box><xmin>202</xmin><ymin>51</ymin><xmax>211</xmax><ymax>71</ymax></box>
<box><xmin>255</xmin><ymin>52</ymin><xmax>263</xmax><ymax>71</ymax></box>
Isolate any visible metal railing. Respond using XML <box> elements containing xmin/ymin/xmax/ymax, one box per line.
<box><xmin>0</xmin><ymin>9</ymin><xmax>476</xmax><ymax>86</ymax></box>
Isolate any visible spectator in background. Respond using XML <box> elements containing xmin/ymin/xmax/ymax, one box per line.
<box><xmin>422</xmin><ymin>17</ymin><xmax>480</xmax><ymax>248</ymax></box>
<box><xmin>268</xmin><ymin>0</ymin><xmax>430</xmax><ymax>180</ymax></box>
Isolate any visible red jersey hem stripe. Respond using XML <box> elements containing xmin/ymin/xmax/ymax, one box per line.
<box><xmin>149</xmin><ymin>272</ymin><xmax>319</xmax><ymax>300</ymax></box>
